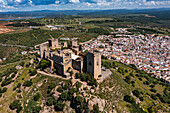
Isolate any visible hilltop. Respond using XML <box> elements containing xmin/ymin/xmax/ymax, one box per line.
<box><xmin>0</xmin><ymin>53</ymin><xmax>169</xmax><ymax>113</ymax></box>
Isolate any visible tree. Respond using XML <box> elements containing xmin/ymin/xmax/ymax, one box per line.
<box><xmin>32</xmin><ymin>106</ymin><xmax>41</xmax><ymax>113</ymax></box>
<box><xmin>39</xmin><ymin>59</ymin><xmax>51</xmax><ymax>70</ymax></box>
<box><xmin>150</xmin><ymin>84</ymin><xmax>155</xmax><ymax>88</ymax></box>
<box><xmin>57</xmin><ymin>86</ymin><xmax>63</xmax><ymax>93</ymax></box>
<box><xmin>132</xmin><ymin>89</ymin><xmax>140</xmax><ymax>97</ymax></box>
<box><xmin>124</xmin><ymin>95</ymin><xmax>135</xmax><ymax>103</ymax></box>
<box><xmin>129</xmin><ymin>72</ymin><xmax>134</xmax><ymax>77</ymax></box>
<box><xmin>48</xmin><ymin>81</ymin><xmax>56</xmax><ymax>90</ymax></box>
<box><xmin>17</xmin><ymin>83</ymin><xmax>21</xmax><ymax>88</ymax></box>
<box><xmin>151</xmin><ymin>94</ymin><xmax>157</xmax><ymax>100</ymax></box>
<box><xmin>118</xmin><ymin>67</ymin><xmax>125</xmax><ymax>75</ymax></box>
<box><xmin>75</xmin><ymin>73</ymin><xmax>81</xmax><ymax>78</ymax></box>
<box><xmin>2</xmin><ymin>87</ymin><xmax>7</xmax><ymax>93</ymax></box>
<box><xmin>46</xmin><ymin>97</ymin><xmax>54</xmax><ymax>106</ymax></box>
<box><xmin>33</xmin><ymin>92</ymin><xmax>41</xmax><ymax>101</ymax></box>
<box><xmin>112</xmin><ymin>61</ymin><xmax>117</xmax><ymax>68</ymax></box>
<box><xmin>147</xmin><ymin>107</ymin><xmax>153</xmax><ymax>113</ymax></box>
<box><xmin>29</xmin><ymin>69</ymin><xmax>37</xmax><ymax>76</ymax></box>
<box><xmin>54</xmin><ymin>100</ymin><xmax>65</xmax><ymax>111</ymax></box>
<box><xmin>98</xmin><ymin>75</ymin><xmax>102</xmax><ymax>77</ymax></box>
<box><xmin>150</xmin><ymin>88</ymin><xmax>157</xmax><ymax>93</ymax></box>
<box><xmin>23</xmin><ymin>80</ymin><xmax>32</xmax><ymax>87</ymax></box>
<box><xmin>69</xmin><ymin>71</ymin><xmax>73</xmax><ymax>78</ymax></box>
<box><xmin>92</xmin><ymin>104</ymin><xmax>99</xmax><ymax>113</ymax></box>
<box><xmin>0</xmin><ymin>77</ymin><xmax>2</xmax><ymax>82</ymax></box>
<box><xmin>63</xmin><ymin>83</ymin><xmax>69</xmax><ymax>90</ymax></box>
<box><xmin>60</xmin><ymin>91</ymin><xmax>68</xmax><ymax>101</ymax></box>
<box><xmin>9</xmin><ymin>100</ymin><xmax>20</xmax><ymax>110</ymax></box>
<box><xmin>139</xmin><ymin>97</ymin><xmax>144</xmax><ymax>101</ymax></box>
<box><xmin>19</xmin><ymin>61</ymin><xmax>25</xmax><ymax>67</ymax></box>
<box><xmin>69</xmin><ymin>87</ymin><xmax>76</xmax><ymax>95</ymax></box>
<box><xmin>81</xmin><ymin>74</ymin><xmax>86</xmax><ymax>81</ymax></box>
<box><xmin>124</xmin><ymin>75</ymin><xmax>131</xmax><ymax>84</ymax></box>
<box><xmin>125</xmin><ymin>69</ymin><xmax>128</xmax><ymax>73</ymax></box>
<box><xmin>75</xmin><ymin>82</ymin><xmax>82</xmax><ymax>90</ymax></box>
<box><xmin>76</xmin><ymin>95</ymin><xmax>83</xmax><ymax>105</ymax></box>
<box><xmin>129</xmin><ymin>64</ymin><xmax>137</xmax><ymax>70</ymax></box>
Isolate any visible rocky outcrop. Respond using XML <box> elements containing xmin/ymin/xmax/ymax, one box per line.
<box><xmin>88</xmin><ymin>97</ymin><xmax>105</xmax><ymax>111</ymax></box>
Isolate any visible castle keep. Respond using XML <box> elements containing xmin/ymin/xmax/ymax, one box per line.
<box><xmin>40</xmin><ymin>38</ymin><xmax>101</xmax><ymax>79</ymax></box>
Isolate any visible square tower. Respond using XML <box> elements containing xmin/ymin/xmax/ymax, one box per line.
<box><xmin>40</xmin><ymin>44</ymin><xmax>48</xmax><ymax>58</ymax></box>
<box><xmin>48</xmin><ymin>39</ymin><xmax>59</xmax><ymax>48</ymax></box>
<box><xmin>70</xmin><ymin>38</ymin><xmax>78</xmax><ymax>48</ymax></box>
<box><xmin>87</xmin><ymin>50</ymin><xmax>101</xmax><ymax>79</ymax></box>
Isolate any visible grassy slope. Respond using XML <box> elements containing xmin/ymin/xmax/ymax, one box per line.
<box><xmin>0</xmin><ymin>29</ymin><xmax>62</xmax><ymax>47</ymax></box>
<box><xmin>0</xmin><ymin>45</ymin><xmax>23</xmax><ymax>59</ymax></box>
<box><xmin>97</xmin><ymin>60</ymin><xmax>169</xmax><ymax>113</ymax></box>
<box><xmin>0</xmin><ymin>59</ymin><xmax>66</xmax><ymax>113</ymax></box>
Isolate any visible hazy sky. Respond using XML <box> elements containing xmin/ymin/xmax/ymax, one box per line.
<box><xmin>0</xmin><ymin>0</ymin><xmax>170</xmax><ymax>12</ymax></box>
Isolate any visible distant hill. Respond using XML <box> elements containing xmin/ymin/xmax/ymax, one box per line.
<box><xmin>0</xmin><ymin>8</ymin><xmax>170</xmax><ymax>18</ymax></box>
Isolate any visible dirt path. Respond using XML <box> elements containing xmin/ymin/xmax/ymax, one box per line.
<box><xmin>37</xmin><ymin>70</ymin><xmax>70</xmax><ymax>80</ymax></box>
<box><xmin>37</xmin><ymin>70</ymin><xmax>88</xmax><ymax>86</ymax></box>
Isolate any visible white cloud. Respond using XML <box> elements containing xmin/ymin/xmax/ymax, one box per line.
<box><xmin>69</xmin><ymin>0</ymin><xmax>80</xmax><ymax>3</ymax></box>
<box><xmin>55</xmin><ymin>1</ymin><xmax>60</xmax><ymax>4</ymax></box>
<box><xmin>15</xmin><ymin>0</ymin><xmax>22</xmax><ymax>3</ymax></box>
<box><xmin>0</xmin><ymin>0</ymin><xmax>170</xmax><ymax>11</ymax></box>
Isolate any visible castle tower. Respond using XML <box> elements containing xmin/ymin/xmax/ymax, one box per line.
<box><xmin>70</xmin><ymin>38</ymin><xmax>78</xmax><ymax>48</ymax></box>
<box><xmin>87</xmin><ymin>50</ymin><xmax>101</xmax><ymax>79</ymax></box>
<box><xmin>48</xmin><ymin>39</ymin><xmax>59</xmax><ymax>48</ymax></box>
<box><xmin>40</xmin><ymin>44</ymin><xmax>48</xmax><ymax>58</ymax></box>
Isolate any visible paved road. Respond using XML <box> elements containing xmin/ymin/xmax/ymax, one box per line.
<box><xmin>0</xmin><ymin>43</ymin><xmax>33</xmax><ymax>49</ymax></box>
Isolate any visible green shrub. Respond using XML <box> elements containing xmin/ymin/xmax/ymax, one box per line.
<box><xmin>46</xmin><ymin>97</ymin><xmax>54</xmax><ymax>106</ymax></box>
<box><xmin>33</xmin><ymin>92</ymin><xmax>41</xmax><ymax>101</ymax></box>
<box><xmin>19</xmin><ymin>61</ymin><xmax>25</xmax><ymax>67</ymax></box>
<box><xmin>17</xmin><ymin>83</ymin><xmax>21</xmax><ymax>88</ymax></box>
<box><xmin>32</xmin><ymin>106</ymin><xmax>41</xmax><ymax>113</ymax></box>
<box><xmin>9</xmin><ymin>100</ymin><xmax>20</xmax><ymax>110</ymax></box>
<box><xmin>1</xmin><ymin>79</ymin><xmax>13</xmax><ymax>87</ymax></box>
<box><xmin>150</xmin><ymin>88</ymin><xmax>157</xmax><ymax>93</ymax></box>
<box><xmin>132</xmin><ymin>89</ymin><xmax>140</xmax><ymax>97</ymax></box>
<box><xmin>0</xmin><ymin>87</ymin><xmax>7</xmax><ymax>93</ymax></box>
<box><xmin>0</xmin><ymin>77</ymin><xmax>2</xmax><ymax>82</ymax></box>
<box><xmin>118</xmin><ymin>67</ymin><xmax>125</xmax><ymax>75</ymax></box>
<box><xmin>124</xmin><ymin>95</ymin><xmax>135</xmax><ymax>103</ymax></box>
<box><xmin>29</xmin><ymin>69</ymin><xmax>37</xmax><ymax>76</ymax></box>
<box><xmin>76</xmin><ymin>95</ymin><xmax>83</xmax><ymax>105</ymax></box>
<box><xmin>17</xmin><ymin>90</ymin><xmax>21</xmax><ymax>93</ymax></box>
<box><xmin>147</xmin><ymin>107</ymin><xmax>153</xmax><ymax>113</ymax></box>
<box><xmin>54</xmin><ymin>100</ymin><xmax>65</xmax><ymax>111</ymax></box>
<box><xmin>48</xmin><ymin>81</ymin><xmax>57</xmax><ymax>90</ymax></box>
<box><xmin>151</xmin><ymin>94</ymin><xmax>157</xmax><ymax>100</ymax></box>
<box><xmin>150</xmin><ymin>84</ymin><xmax>155</xmax><ymax>88</ymax></box>
<box><xmin>39</xmin><ymin>59</ymin><xmax>51</xmax><ymax>70</ymax></box>
<box><xmin>57</xmin><ymin>86</ymin><xmax>63</xmax><ymax>93</ymax></box>
<box><xmin>23</xmin><ymin>80</ymin><xmax>32</xmax><ymax>87</ymax></box>
<box><xmin>124</xmin><ymin>75</ymin><xmax>131</xmax><ymax>84</ymax></box>
<box><xmin>98</xmin><ymin>75</ymin><xmax>102</xmax><ymax>77</ymax></box>
<box><xmin>91</xmin><ymin>104</ymin><xmax>99</xmax><ymax>113</ymax></box>
<box><xmin>60</xmin><ymin>91</ymin><xmax>68</xmax><ymax>101</ymax></box>
<box><xmin>139</xmin><ymin>97</ymin><xmax>144</xmax><ymax>101</ymax></box>
<box><xmin>11</xmin><ymin>74</ymin><xmax>15</xmax><ymax>78</ymax></box>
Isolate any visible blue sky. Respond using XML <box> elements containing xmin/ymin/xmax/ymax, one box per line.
<box><xmin>0</xmin><ymin>0</ymin><xmax>170</xmax><ymax>12</ymax></box>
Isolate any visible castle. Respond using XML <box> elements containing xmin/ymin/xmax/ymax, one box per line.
<box><xmin>40</xmin><ymin>38</ymin><xmax>101</xmax><ymax>79</ymax></box>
